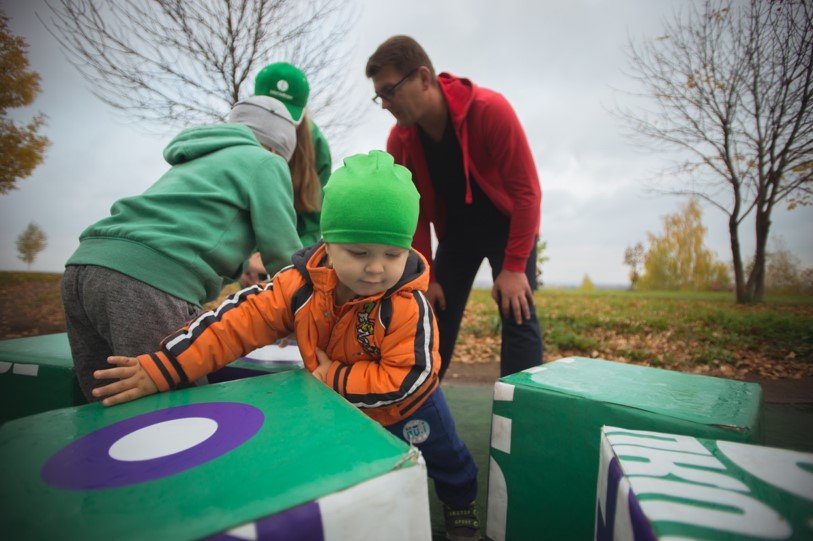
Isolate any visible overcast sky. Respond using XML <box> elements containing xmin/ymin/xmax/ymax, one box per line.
<box><xmin>2</xmin><ymin>0</ymin><xmax>812</xmax><ymax>287</ymax></box>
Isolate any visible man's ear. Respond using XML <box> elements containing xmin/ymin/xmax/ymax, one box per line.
<box><xmin>418</xmin><ymin>66</ymin><xmax>433</xmax><ymax>89</ymax></box>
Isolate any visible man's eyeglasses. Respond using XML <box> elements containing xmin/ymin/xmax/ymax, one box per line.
<box><xmin>372</xmin><ymin>68</ymin><xmax>418</xmax><ymax>105</ymax></box>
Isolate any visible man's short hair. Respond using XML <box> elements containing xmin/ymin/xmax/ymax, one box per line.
<box><xmin>365</xmin><ymin>35</ymin><xmax>435</xmax><ymax>80</ymax></box>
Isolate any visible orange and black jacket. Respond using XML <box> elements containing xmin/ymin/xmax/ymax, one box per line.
<box><xmin>138</xmin><ymin>242</ymin><xmax>440</xmax><ymax>426</ymax></box>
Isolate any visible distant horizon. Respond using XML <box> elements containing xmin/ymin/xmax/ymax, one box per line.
<box><xmin>0</xmin><ymin>268</ymin><xmax>630</xmax><ymax>290</ymax></box>
<box><xmin>4</xmin><ymin>268</ymin><xmax>802</xmax><ymax>294</ymax></box>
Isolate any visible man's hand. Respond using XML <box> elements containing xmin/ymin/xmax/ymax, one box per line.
<box><xmin>492</xmin><ymin>269</ymin><xmax>534</xmax><ymax>325</ymax></box>
<box><xmin>239</xmin><ymin>252</ymin><xmax>269</xmax><ymax>288</ymax></box>
<box><xmin>426</xmin><ymin>281</ymin><xmax>446</xmax><ymax>312</ymax></box>
<box><xmin>312</xmin><ymin>348</ymin><xmax>333</xmax><ymax>385</ymax></box>
<box><xmin>92</xmin><ymin>356</ymin><xmax>158</xmax><ymax>406</ymax></box>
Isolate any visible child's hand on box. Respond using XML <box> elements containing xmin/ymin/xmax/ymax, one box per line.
<box><xmin>312</xmin><ymin>348</ymin><xmax>332</xmax><ymax>385</ymax></box>
<box><xmin>92</xmin><ymin>356</ymin><xmax>158</xmax><ymax>406</ymax></box>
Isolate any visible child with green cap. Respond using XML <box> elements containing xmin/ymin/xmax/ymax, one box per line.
<box><xmin>92</xmin><ymin>150</ymin><xmax>481</xmax><ymax>540</ymax></box>
<box><xmin>239</xmin><ymin>62</ymin><xmax>334</xmax><ymax>286</ymax></box>
<box><xmin>257</xmin><ymin>62</ymin><xmax>331</xmax><ymax>237</ymax></box>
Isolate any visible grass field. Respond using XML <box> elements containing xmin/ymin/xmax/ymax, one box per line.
<box><xmin>2</xmin><ymin>271</ymin><xmax>811</xmax><ymax>380</ymax></box>
<box><xmin>455</xmin><ymin>288</ymin><xmax>813</xmax><ymax>380</ymax></box>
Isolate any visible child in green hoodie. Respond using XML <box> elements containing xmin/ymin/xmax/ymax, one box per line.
<box><xmin>61</xmin><ymin>95</ymin><xmax>304</xmax><ymax>402</ymax></box>
<box><xmin>239</xmin><ymin>62</ymin><xmax>333</xmax><ymax>287</ymax></box>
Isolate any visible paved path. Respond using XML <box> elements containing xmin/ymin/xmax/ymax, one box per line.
<box><xmin>742</xmin><ymin>376</ymin><xmax>813</xmax><ymax>404</ymax></box>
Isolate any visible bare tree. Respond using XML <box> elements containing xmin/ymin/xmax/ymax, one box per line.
<box><xmin>39</xmin><ymin>0</ymin><xmax>361</xmax><ymax>139</ymax></box>
<box><xmin>617</xmin><ymin>0</ymin><xmax>813</xmax><ymax>303</ymax></box>
<box><xmin>623</xmin><ymin>241</ymin><xmax>645</xmax><ymax>290</ymax></box>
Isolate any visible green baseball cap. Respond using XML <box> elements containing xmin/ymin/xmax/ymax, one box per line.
<box><xmin>254</xmin><ymin>62</ymin><xmax>309</xmax><ymax>124</ymax></box>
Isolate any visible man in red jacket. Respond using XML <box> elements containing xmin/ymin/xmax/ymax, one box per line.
<box><xmin>366</xmin><ymin>35</ymin><xmax>543</xmax><ymax>380</ymax></box>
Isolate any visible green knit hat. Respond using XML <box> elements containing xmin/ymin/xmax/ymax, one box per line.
<box><xmin>321</xmin><ymin>151</ymin><xmax>419</xmax><ymax>250</ymax></box>
<box><xmin>254</xmin><ymin>62</ymin><xmax>309</xmax><ymax>124</ymax></box>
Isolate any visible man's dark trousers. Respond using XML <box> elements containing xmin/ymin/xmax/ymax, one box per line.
<box><xmin>433</xmin><ymin>230</ymin><xmax>543</xmax><ymax>380</ymax></box>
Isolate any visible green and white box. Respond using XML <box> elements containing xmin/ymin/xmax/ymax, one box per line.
<box><xmin>597</xmin><ymin>426</ymin><xmax>813</xmax><ymax>540</ymax></box>
<box><xmin>0</xmin><ymin>333</ymin><xmax>84</xmax><ymax>423</ymax></box>
<box><xmin>0</xmin><ymin>370</ymin><xmax>430</xmax><ymax>540</ymax></box>
<box><xmin>0</xmin><ymin>333</ymin><xmax>303</xmax><ymax>423</ymax></box>
<box><xmin>487</xmin><ymin>357</ymin><xmax>763</xmax><ymax>541</ymax></box>
<box><xmin>209</xmin><ymin>338</ymin><xmax>304</xmax><ymax>383</ymax></box>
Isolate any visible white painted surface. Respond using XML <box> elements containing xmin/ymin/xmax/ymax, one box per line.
<box><xmin>486</xmin><ymin>457</ymin><xmax>507</xmax><ymax>541</ymax></box>
<box><xmin>718</xmin><ymin>440</ymin><xmax>813</xmax><ymax>502</ymax></box>
<box><xmin>320</xmin><ymin>459</ymin><xmax>431</xmax><ymax>541</ymax></box>
<box><xmin>243</xmin><ymin>343</ymin><xmax>303</xmax><ymax>363</ymax></box>
<box><xmin>490</xmin><ymin>415</ymin><xmax>512</xmax><ymax>455</ymax></box>
<box><xmin>12</xmin><ymin>363</ymin><xmax>39</xmax><ymax>376</ymax></box>
<box><xmin>493</xmin><ymin>382</ymin><xmax>515</xmax><ymax>402</ymax></box>
<box><xmin>108</xmin><ymin>417</ymin><xmax>218</xmax><ymax>461</ymax></box>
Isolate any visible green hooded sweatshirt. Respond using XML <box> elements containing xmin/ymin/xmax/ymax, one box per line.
<box><xmin>66</xmin><ymin>124</ymin><xmax>303</xmax><ymax>306</ymax></box>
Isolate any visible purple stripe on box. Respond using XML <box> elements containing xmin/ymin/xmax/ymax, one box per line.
<box><xmin>628</xmin><ymin>489</ymin><xmax>656</xmax><ymax>541</ymax></box>
<box><xmin>257</xmin><ymin>501</ymin><xmax>324</xmax><ymax>540</ymax></box>
<box><xmin>41</xmin><ymin>402</ymin><xmax>264</xmax><ymax>490</ymax></box>
<box><xmin>208</xmin><ymin>501</ymin><xmax>324</xmax><ymax>541</ymax></box>
<box><xmin>596</xmin><ymin>457</ymin><xmax>624</xmax><ymax>541</ymax></box>
<box><xmin>596</xmin><ymin>455</ymin><xmax>658</xmax><ymax>541</ymax></box>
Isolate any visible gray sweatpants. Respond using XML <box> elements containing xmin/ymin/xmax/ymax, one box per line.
<box><xmin>61</xmin><ymin>265</ymin><xmax>202</xmax><ymax>402</ymax></box>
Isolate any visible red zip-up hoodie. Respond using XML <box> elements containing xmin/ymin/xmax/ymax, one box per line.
<box><xmin>386</xmin><ymin>73</ymin><xmax>542</xmax><ymax>279</ymax></box>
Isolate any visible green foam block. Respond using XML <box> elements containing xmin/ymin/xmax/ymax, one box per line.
<box><xmin>0</xmin><ymin>333</ymin><xmax>84</xmax><ymax>423</ymax></box>
<box><xmin>0</xmin><ymin>370</ymin><xmax>425</xmax><ymax>540</ymax></box>
<box><xmin>486</xmin><ymin>357</ymin><xmax>763</xmax><ymax>541</ymax></box>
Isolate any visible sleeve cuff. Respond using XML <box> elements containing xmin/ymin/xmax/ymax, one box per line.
<box><xmin>138</xmin><ymin>353</ymin><xmax>172</xmax><ymax>392</ymax></box>
<box><xmin>502</xmin><ymin>254</ymin><xmax>527</xmax><ymax>274</ymax></box>
<box><xmin>325</xmin><ymin>361</ymin><xmax>348</xmax><ymax>394</ymax></box>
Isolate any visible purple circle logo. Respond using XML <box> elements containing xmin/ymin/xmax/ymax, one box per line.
<box><xmin>42</xmin><ymin>402</ymin><xmax>264</xmax><ymax>490</ymax></box>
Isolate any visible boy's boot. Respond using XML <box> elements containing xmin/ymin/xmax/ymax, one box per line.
<box><xmin>443</xmin><ymin>501</ymin><xmax>480</xmax><ymax>540</ymax></box>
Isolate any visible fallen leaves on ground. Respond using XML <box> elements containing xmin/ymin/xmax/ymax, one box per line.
<box><xmin>2</xmin><ymin>273</ymin><xmax>810</xmax><ymax>384</ymax></box>
<box><xmin>0</xmin><ymin>274</ymin><xmax>66</xmax><ymax>339</ymax></box>
<box><xmin>453</xmin><ymin>305</ymin><xmax>813</xmax><ymax>381</ymax></box>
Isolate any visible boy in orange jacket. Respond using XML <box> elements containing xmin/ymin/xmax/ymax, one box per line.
<box><xmin>92</xmin><ymin>150</ymin><xmax>480</xmax><ymax>540</ymax></box>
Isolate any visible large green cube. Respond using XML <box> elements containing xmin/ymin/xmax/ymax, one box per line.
<box><xmin>0</xmin><ymin>370</ymin><xmax>430</xmax><ymax>540</ymax></box>
<box><xmin>0</xmin><ymin>333</ymin><xmax>84</xmax><ymax>423</ymax></box>
<box><xmin>0</xmin><ymin>333</ymin><xmax>303</xmax><ymax>423</ymax></box>
<box><xmin>597</xmin><ymin>425</ymin><xmax>813</xmax><ymax>540</ymax></box>
<box><xmin>486</xmin><ymin>357</ymin><xmax>763</xmax><ymax>541</ymax></box>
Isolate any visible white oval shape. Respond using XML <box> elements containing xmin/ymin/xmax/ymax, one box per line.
<box><xmin>108</xmin><ymin>417</ymin><xmax>218</xmax><ymax>462</ymax></box>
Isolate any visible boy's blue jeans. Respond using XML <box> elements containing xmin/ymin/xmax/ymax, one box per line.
<box><xmin>385</xmin><ymin>388</ymin><xmax>478</xmax><ymax>509</ymax></box>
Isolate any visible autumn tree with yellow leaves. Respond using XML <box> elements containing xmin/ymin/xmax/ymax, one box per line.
<box><xmin>16</xmin><ymin>222</ymin><xmax>47</xmax><ymax>269</ymax></box>
<box><xmin>638</xmin><ymin>199</ymin><xmax>731</xmax><ymax>292</ymax></box>
<box><xmin>0</xmin><ymin>11</ymin><xmax>49</xmax><ymax>194</ymax></box>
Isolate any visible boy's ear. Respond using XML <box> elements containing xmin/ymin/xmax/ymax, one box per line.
<box><xmin>323</xmin><ymin>242</ymin><xmax>333</xmax><ymax>268</ymax></box>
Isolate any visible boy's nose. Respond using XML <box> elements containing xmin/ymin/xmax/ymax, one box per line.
<box><xmin>366</xmin><ymin>260</ymin><xmax>385</xmax><ymax>273</ymax></box>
